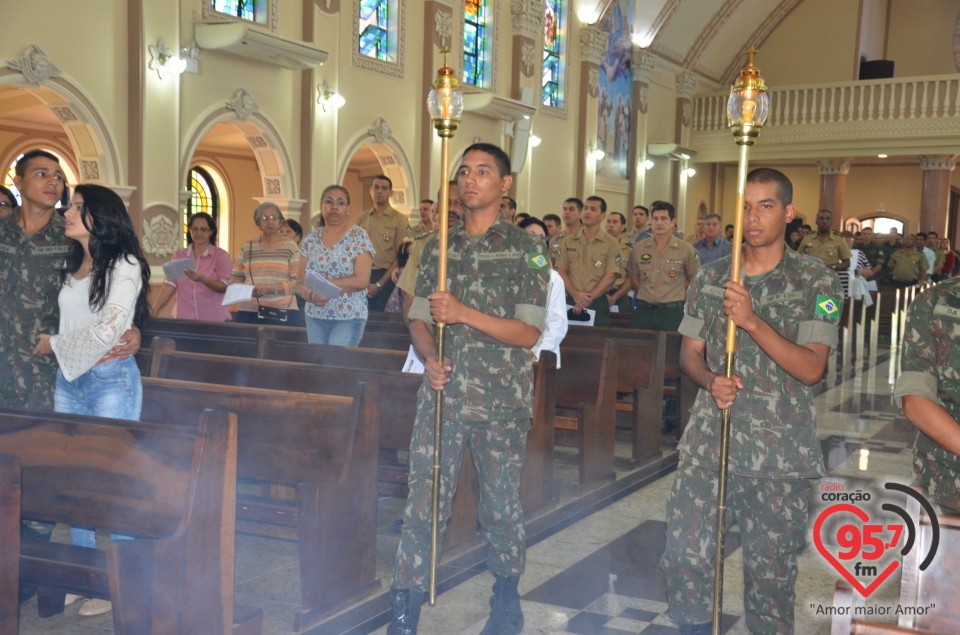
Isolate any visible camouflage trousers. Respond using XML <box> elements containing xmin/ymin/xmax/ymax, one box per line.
<box><xmin>392</xmin><ymin>401</ymin><xmax>529</xmax><ymax>592</ymax></box>
<box><xmin>913</xmin><ymin>451</ymin><xmax>960</xmax><ymax>515</ymax></box>
<box><xmin>660</xmin><ymin>461</ymin><xmax>812</xmax><ymax>634</ymax></box>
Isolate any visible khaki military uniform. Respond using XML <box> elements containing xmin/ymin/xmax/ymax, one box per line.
<box><xmin>628</xmin><ymin>235</ymin><xmax>700</xmax><ymax>331</ymax></box>
<box><xmin>396</xmin><ymin>229</ymin><xmax>434</xmax><ymax>297</ymax></box>
<box><xmin>556</xmin><ymin>228</ymin><xmax>622</xmax><ymax>326</ymax></box>
<box><xmin>887</xmin><ymin>248</ymin><xmax>929</xmax><ymax>285</ymax></box>
<box><xmin>660</xmin><ymin>248</ymin><xmax>842</xmax><ymax>632</ymax></box>
<box><xmin>393</xmin><ymin>214</ymin><xmax>549</xmax><ymax>591</ymax></box>
<box><xmin>0</xmin><ymin>212</ymin><xmax>69</xmax><ymax>410</ymax></box>
<box><xmin>356</xmin><ymin>205</ymin><xmax>410</xmax><ymax>311</ymax></box>
<box><xmin>797</xmin><ymin>231</ymin><xmax>851</xmax><ymax>268</ymax></box>
<box><xmin>606</xmin><ymin>238</ymin><xmax>635</xmax><ymax>313</ymax></box>
<box><xmin>895</xmin><ymin>278</ymin><xmax>960</xmax><ymax>514</ymax></box>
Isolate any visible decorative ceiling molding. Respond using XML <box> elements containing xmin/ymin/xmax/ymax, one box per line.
<box><xmin>631</xmin><ymin>48</ymin><xmax>656</xmax><ymax>84</ymax></box>
<box><xmin>511</xmin><ymin>0</ymin><xmax>544</xmax><ymax>40</ymax></box>
<box><xmin>225</xmin><ymin>89</ymin><xmax>259</xmax><ymax>120</ymax></box>
<box><xmin>6</xmin><ymin>45</ymin><xmax>62</xmax><ymax>85</ymax></box>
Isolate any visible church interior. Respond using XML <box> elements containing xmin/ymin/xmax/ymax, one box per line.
<box><xmin>3</xmin><ymin>1</ymin><xmax>960</xmax><ymax>633</ymax></box>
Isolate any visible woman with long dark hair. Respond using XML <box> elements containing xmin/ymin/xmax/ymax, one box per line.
<box><xmin>33</xmin><ymin>183</ymin><xmax>149</xmax><ymax>617</ymax></box>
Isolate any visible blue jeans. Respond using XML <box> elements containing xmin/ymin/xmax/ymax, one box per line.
<box><xmin>305</xmin><ymin>316</ymin><xmax>366</xmax><ymax>347</ymax></box>
<box><xmin>55</xmin><ymin>356</ymin><xmax>142</xmax><ymax>548</ymax></box>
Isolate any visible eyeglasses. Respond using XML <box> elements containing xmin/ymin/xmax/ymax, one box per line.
<box><xmin>323</xmin><ymin>198</ymin><xmax>348</xmax><ymax>208</ymax></box>
<box><xmin>259</xmin><ymin>215</ymin><xmax>280</xmax><ymax>222</ymax></box>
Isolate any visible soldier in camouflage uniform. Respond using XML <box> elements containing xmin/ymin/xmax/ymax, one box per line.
<box><xmin>659</xmin><ymin>168</ymin><xmax>842</xmax><ymax>635</ymax></box>
<box><xmin>0</xmin><ymin>150</ymin><xmax>70</xmax><ymax>410</ymax></box>
<box><xmin>389</xmin><ymin>143</ymin><xmax>549</xmax><ymax>635</ymax></box>
<box><xmin>895</xmin><ymin>277</ymin><xmax>960</xmax><ymax>514</ymax></box>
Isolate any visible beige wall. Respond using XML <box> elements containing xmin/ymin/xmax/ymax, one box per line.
<box><xmin>1</xmin><ymin>0</ymin><xmax>956</xmax><ymax>276</ymax></box>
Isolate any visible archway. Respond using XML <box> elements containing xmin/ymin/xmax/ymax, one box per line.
<box><xmin>339</xmin><ymin>118</ymin><xmax>415</xmax><ymax>221</ymax></box>
<box><xmin>1</xmin><ymin>45</ymin><xmax>123</xmax><ymax>190</ymax></box>
<box><xmin>181</xmin><ymin>90</ymin><xmax>301</xmax><ymax>257</ymax></box>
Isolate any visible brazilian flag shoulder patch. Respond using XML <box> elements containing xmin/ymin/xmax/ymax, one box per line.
<box><xmin>528</xmin><ymin>253</ymin><xmax>549</xmax><ymax>270</ymax></box>
<box><xmin>815</xmin><ymin>294</ymin><xmax>841</xmax><ymax>318</ymax></box>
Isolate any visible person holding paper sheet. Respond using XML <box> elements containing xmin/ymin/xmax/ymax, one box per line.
<box><xmin>229</xmin><ymin>202</ymin><xmax>300</xmax><ymax>325</ymax></box>
<box><xmin>151</xmin><ymin>212</ymin><xmax>231</xmax><ymax>320</ymax></box>
<box><xmin>296</xmin><ymin>185</ymin><xmax>375</xmax><ymax>346</ymax></box>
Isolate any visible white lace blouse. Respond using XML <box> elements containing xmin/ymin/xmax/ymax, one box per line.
<box><xmin>50</xmin><ymin>257</ymin><xmax>142</xmax><ymax>381</ymax></box>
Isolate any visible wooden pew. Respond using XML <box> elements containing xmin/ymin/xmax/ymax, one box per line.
<box><xmin>140</xmin><ymin>377</ymin><xmax>378</xmax><ymax>631</ymax></box>
<box><xmin>0</xmin><ymin>407</ymin><xmax>260</xmax><ymax>635</ymax></box>
<box><xmin>0</xmin><ymin>454</ymin><xmax>20</xmax><ymax>635</ymax></box>
<box><xmin>898</xmin><ymin>493</ymin><xmax>960</xmax><ymax>633</ymax></box>
<box><xmin>564</xmin><ymin>331</ymin><xmax>667</xmax><ymax>462</ymax></box>
<box><xmin>145</xmin><ymin>340</ymin><xmax>484</xmax><ymax>557</ymax></box>
<box><xmin>146</xmin><ymin>339</ymin><xmax>556</xmax><ymax>553</ymax></box>
<box><xmin>554</xmin><ymin>341</ymin><xmax>618</xmax><ymax>491</ymax></box>
<box><xmin>565</xmin><ymin>325</ymin><xmax>691</xmax><ymax>438</ymax></box>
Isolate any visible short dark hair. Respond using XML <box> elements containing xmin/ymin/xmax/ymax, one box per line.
<box><xmin>609</xmin><ymin>211</ymin><xmax>626</xmax><ymax>225</ymax></box>
<box><xmin>726</xmin><ymin>224</ymin><xmax>735</xmax><ymax>231</ymax></box>
<box><xmin>462</xmin><ymin>142</ymin><xmax>511</xmax><ymax>177</ymax></box>
<box><xmin>564</xmin><ymin>197</ymin><xmax>584</xmax><ymax>211</ymax></box>
<box><xmin>927</xmin><ymin>230</ymin><xmax>938</xmax><ymax>238</ymax></box>
<box><xmin>515</xmin><ymin>212</ymin><xmax>530</xmax><ymax>223</ymax></box>
<box><xmin>281</xmin><ymin>219</ymin><xmax>303</xmax><ymax>241</ymax></box>
<box><xmin>16</xmin><ymin>149</ymin><xmax>60</xmax><ymax>177</ymax></box>
<box><xmin>586</xmin><ymin>195</ymin><xmax>607</xmax><ymax>213</ymax></box>
<box><xmin>543</xmin><ymin>213</ymin><xmax>561</xmax><ymax>226</ymax></box>
<box><xmin>916</xmin><ymin>232</ymin><xmax>927</xmax><ymax>241</ymax></box>
<box><xmin>420</xmin><ymin>198</ymin><xmax>434</xmax><ymax>205</ymax></box>
<box><xmin>371</xmin><ymin>174</ymin><xmax>393</xmax><ymax>189</ymax></box>
<box><xmin>633</xmin><ymin>205</ymin><xmax>649</xmax><ymax>215</ymax></box>
<box><xmin>518</xmin><ymin>216</ymin><xmax>548</xmax><ymax>237</ymax></box>
<box><xmin>650</xmin><ymin>200</ymin><xmax>675</xmax><ymax>220</ymax></box>
<box><xmin>746</xmin><ymin>167</ymin><xmax>793</xmax><ymax>206</ymax></box>
<box><xmin>187</xmin><ymin>212</ymin><xmax>219</xmax><ymax>245</ymax></box>
<box><xmin>817</xmin><ymin>208</ymin><xmax>833</xmax><ymax>218</ymax></box>
<box><xmin>802</xmin><ymin>224</ymin><xmax>812</xmax><ymax>231</ymax></box>
<box><xmin>502</xmin><ymin>196</ymin><xmax>517</xmax><ymax>211</ymax></box>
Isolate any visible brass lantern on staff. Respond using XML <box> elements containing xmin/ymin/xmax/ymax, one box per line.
<box><xmin>427</xmin><ymin>56</ymin><xmax>464</xmax><ymax>138</ymax></box>
<box><xmin>727</xmin><ymin>48</ymin><xmax>770</xmax><ymax>145</ymax></box>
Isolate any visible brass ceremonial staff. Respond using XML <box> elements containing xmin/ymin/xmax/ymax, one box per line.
<box><xmin>425</xmin><ymin>51</ymin><xmax>464</xmax><ymax>606</ymax></box>
<box><xmin>712</xmin><ymin>48</ymin><xmax>769</xmax><ymax>635</ymax></box>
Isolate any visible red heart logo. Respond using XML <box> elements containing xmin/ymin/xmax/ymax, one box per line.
<box><xmin>813</xmin><ymin>503</ymin><xmax>900</xmax><ymax>597</ymax></box>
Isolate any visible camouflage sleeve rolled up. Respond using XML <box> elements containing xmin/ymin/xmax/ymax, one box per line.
<box><xmin>894</xmin><ymin>286</ymin><xmax>940</xmax><ymax>408</ymax></box>
<box><xmin>678</xmin><ymin>265</ymin><xmax>709</xmax><ymax>341</ymax></box>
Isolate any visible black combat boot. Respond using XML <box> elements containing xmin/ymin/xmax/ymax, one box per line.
<box><xmin>386</xmin><ymin>588</ymin><xmax>425</xmax><ymax>635</ymax></box>
<box><xmin>679</xmin><ymin>623</ymin><xmax>713</xmax><ymax>635</ymax></box>
<box><xmin>479</xmin><ymin>575</ymin><xmax>524</xmax><ymax>635</ymax></box>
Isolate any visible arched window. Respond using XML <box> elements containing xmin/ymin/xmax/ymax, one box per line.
<box><xmin>861</xmin><ymin>216</ymin><xmax>905</xmax><ymax>236</ymax></box>
<box><xmin>184</xmin><ymin>166</ymin><xmax>221</xmax><ymax>247</ymax></box>
<box><xmin>463</xmin><ymin>0</ymin><xmax>491</xmax><ymax>88</ymax></box>
<box><xmin>542</xmin><ymin>0</ymin><xmax>566</xmax><ymax>108</ymax></box>
<box><xmin>4</xmin><ymin>150</ymin><xmax>79</xmax><ymax>209</ymax></box>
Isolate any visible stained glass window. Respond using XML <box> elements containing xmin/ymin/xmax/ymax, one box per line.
<box><xmin>463</xmin><ymin>0</ymin><xmax>489</xmax><ymax>87</ymax></box>
<box><xmin>184</xmin><ymin>167</ymin><xmax>220</xmax><ymax>247</ymax></box>
<box><xmin>359</xmin><ymin>0</ymin><xmax>390</xmax><ymax>61</ymax></box>
<box><xmin>212</xmin><ymin>0</ymin><xmax>255</xmax><ymax>21</ymax></box>
<box><xmin>542</xmin><ymin>0</ymin><xmax>564</xmax><ymax>107</ymax></box>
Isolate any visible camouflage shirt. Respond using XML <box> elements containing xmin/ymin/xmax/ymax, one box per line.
<box><xmin>895</xmin><ymin>277</ymin><xmax>960</xmax><ymax>469</ymax></box>
<box><xmin>0</xmin><ymin>212</ymin><xmax>70</xmax><ymax>410</ymax></box>
<box><xmin>409</xmin><ymin>214</ymin><xmax>549</xmax><ymax>421</ymax></box>
<box><xmin>677</xmin><ymin>247</ymin><xmax>842</xmax><ymax>478</ymax></box>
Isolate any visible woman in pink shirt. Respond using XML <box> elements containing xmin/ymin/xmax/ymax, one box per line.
<box><xmin>151</xmin><ymin>212</ymin><xmax>232</xmax><ymax>320</ymax></box>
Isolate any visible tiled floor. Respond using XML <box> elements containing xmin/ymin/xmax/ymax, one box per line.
<box><xmin>17</xmin><ymin>341</ymin><xmax>918</xmax><ymax>634</ymax></box>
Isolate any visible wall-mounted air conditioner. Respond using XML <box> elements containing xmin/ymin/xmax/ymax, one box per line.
<box><xmin>194</xmin><ymin>22</ymin><xmax>329</xmax><ymax>70</ymax></box>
